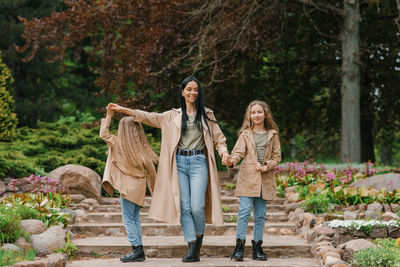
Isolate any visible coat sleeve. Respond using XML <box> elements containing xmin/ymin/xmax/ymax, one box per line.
<box><xmin>99</xmin><ymin>117</ymin><xmax>117</xmax><ymax>146</ymax></box>
<box><xmin>208</xmin><ymin>111</ymin><xmax>228</xmax><ymax>157</ymax></box>
<box><xmin>230</xmin><ymin>133</ymin><xmax>247</xmax><ymax>166</ymax></box>
<box><xmin>134</xmin><ymin>109</ymin><xmax>166</xmax><ymax>129</ymax></box>
<box><xmin>265</xmin><ymin>134</ymin><xmax>281</xmax><ymax>171</ymax></box>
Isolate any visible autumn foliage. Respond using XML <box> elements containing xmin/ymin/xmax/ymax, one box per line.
<box><xmin>15</xmin><ymin>0</ymin><xmax>283</xmax><ymax>108</ymax></box>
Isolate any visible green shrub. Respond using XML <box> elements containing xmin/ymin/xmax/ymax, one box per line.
<box><xmin>0</xmin><ymin>52</ymin><xmax>18</xmax><ymax>141</ymax></box>
<box><xmin>301</xmin><ymin>194</ymin><xmax>333</xmax><ymax>214</ymax></box>
<box><xmin>0</xmin><ymin>206</ymin><xmax>23</xmax><ymax>243</ymax></box>
<box><xmin>353</xmin><ymin>238</ymin><xmax>400</xmax><ymax>267</ymax></box>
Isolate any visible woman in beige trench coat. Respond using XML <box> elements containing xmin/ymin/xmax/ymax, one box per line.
<box><xmin>109</xmin><ymin>76</ymin><xmax>229</xmax><ymax>262</ymax></box>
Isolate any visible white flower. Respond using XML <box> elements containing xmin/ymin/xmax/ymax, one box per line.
<box><xmin>328</xmin><ymin>219</ymin><xmax>399</xmax><ymax>229</ymax></box>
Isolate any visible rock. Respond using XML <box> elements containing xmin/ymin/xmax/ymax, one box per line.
<box><xmin>31</xmin><ymin>226</ymin><xmax>66</xmax><ymax>256</ymax></box>
<box><xmin>391</xmin><ymin>204</ymin><xmax>400</xmax><ymax>213</ymax></box>
<box><xmin>69</xmin><ymin>194</ymin><xmax>86</xmax><ymax>204</ymax></box>
<box><xmin>20</xmin><ymin>219</ymin><xmax>47</xmax><ymax>235</ymax></box>
<box><xmin>285</xmin><ymin>185</ymin><xmax>300</xmax><ymax>194</ymax></box>
<box><xmin>330</xmin><ymin>261</ymin><xmax>351</xmax><ymax>267</ymax></box>
<box><xmin>0</xmin><ymin>180</ymin><xmax>6</xmax><ymax>195</ymax></box>
<box><xmin>305</xmin><ymin>229</ymin><xmax>317</xmax><ymax>243</ymax></box>
<box><xmin>324</xmin><ymin>256</ymin><xmax>343</xmax><ymax>267</ymax></box>
<box><xmin>337</xmin><ymin>239</ymin><xmax>374</xmax><ymax>262</ymax></box>
<box><xmin>283</xmin><ymin>202</ymin><xmax>301</xmax><ymax>213</ymax></box>
<box><xmin>315</xmin><ymin>226</ymin><xmax>335</xmax><ymax>237</ymax></box>
<box><xmin>48</xmin><ymin>164</ymin><xmax>102</xmax><ymax>203</ymax></box>
<box><xmin>343</xmin><ymin>211</ymin><xmax>357</xmax><ymax>220</ymax></box>
<box><xmin>370</xmin><ymin>227</ymin><xmax>387</xmax><ymax>238</ymax></box>
<box><xmin>286</xmin><ymin>192</ymin><xmax>300</xmax><ymax>203</ymax></box>
<box><xmin>1</xmin><ymin>243</ymin><xmax>20</xmax><ymax>251</ymax></box>
<box><xmin>280</xmin><ymin>228</ymin><xmax>295</xmax><ymax>235</ymax></box>
<box><xmin>344</xmin><ymin>206</ymin><xmax>356</xmax><ymax>212</ymax></box>
<box><xmin>367</xmin><ymin>203</ymin><xmax>383</xmax><ymax>212</ymax></box>
<box><xmin>15</xmin><ymin>237</ymin><xmax>30</xmax><ymax>249</ymax></box>
<box><xmin>266</xmin><ymin>228</ymin><xmax>277</xmax><ymax>234</ymax></box>
<box><xmin>319</xmin><ymin>247</ymin><xmax>342</xmax><ymax>259</ymax></box>
<box><xmin>13</xmin><ymin>253</ymin><xmax>67</xmax><ymax>267</ymax></box>
<box><xmin>358</xmin><ymin>203</ymin><xmax>367</xmax><ymax>212</ymax></box>
<box><xmin>323</xmin><ymin>252</ymin><xmax>342</xmax><ymax>264</ymax></box>
<box><xmin>302</xmin><ymin>213</ymin><xmax>317</xmax><ymax>229</ymax></box>
<box><xmin>382</xmin><ymin>211</ymin><xmax>399</xmax><ymax>221</ymax></box>
<box><xmin>388</xmin><ymin>226</ymin><xmax>400</xmax><ymax>238</ymax></box>
<box><xmin>350</xmin><ymin>173</ymin><xmax>400</xmax><ymax>190</ymax></box>
<box><xmin>364</xmin><ymin>210</ymin><xmax>380</xmax><ymax>219</ymax></box>
<box><xmin>383</xmin><ymin>204</ymin><xmax>391</xmax><ymax>212</ymax></box>
<box><xmin>61</xmin><ymin>208</ymin><xmax>77</xmax><ymax>224</ymax></box>
<box><xmin>81</xmin><ymin>198</ymin><xmax>99</xmax><ymax>206</ymax></box>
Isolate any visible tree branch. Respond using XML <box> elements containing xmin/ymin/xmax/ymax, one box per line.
<box><xmin>293</xmin><ymin>0</ymin><xmax>344</xmax><ymax>17</ymax></box>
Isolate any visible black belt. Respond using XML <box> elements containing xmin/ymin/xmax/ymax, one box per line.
<box><xmin>176</xmin><ymin>149</ymin><xmax>205</xmax><ymax>156</ymax></box>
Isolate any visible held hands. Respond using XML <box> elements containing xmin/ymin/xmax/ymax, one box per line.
<box><xmin>254</xmin><ymin>162</ymin><xmax>267</xmax><ymax>172</ymax></box>
<box><xmin>106</xmin><ymin>103</ymin><xmax>115</xmax><ymax>117</ymax></box>
<box><xmin>221</xmin><ymin>152</ymin><xmax>233</xmax><ymax>167</ymax></box>
<box><xmin>108</xmin><ymin>103</ymin><xmax>125</xmax><ymax>113</ymax></box>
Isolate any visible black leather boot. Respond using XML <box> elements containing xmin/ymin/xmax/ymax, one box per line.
<box><xmin>252</xmin><ymin>240</ymin><xmax>267</xmax><ymax>261</ymax></box>
<box><xmin>120</xmin><ymin>245</ymin><xmax>145</xmax><ymax>262</ymax></box>
<box><xmin>195</xmin><ymin>235</ymin><xmax>203</xmax><ymax>258</ymax></box>
<box><xmin>231</xmin><ymin>239</ymin><xmax>245</xmax><ymax>261</ymax></box>
<box><xmin>182</xmin><ymin>241</ymin><xmax>199</xmax><ymax>262</ymax></box>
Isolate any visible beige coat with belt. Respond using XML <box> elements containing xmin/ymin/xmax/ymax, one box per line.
<box><xmin>231</xmin><ymin>129</ymin><xmax>281</xmax><ymax>200</ymax></box>
<box><xmin>100</xmin><ymin>116</ymin><xmax>156</xmax><ymax>207</ymax></box>
<box><xmin>134</xmin><ymin>108</ymin><xmax>227</xmax><ymax>225</ymax></box>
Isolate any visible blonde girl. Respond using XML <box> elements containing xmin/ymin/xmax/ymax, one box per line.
<box><xmin>223</xmin><ymin>100</ymin><xmax>281</xmax><ymax>261</ymax></box>
<box><xmin>100</xmin><ymin>104</ymin><xmax>158</xmax><ymax>262</ymax></box>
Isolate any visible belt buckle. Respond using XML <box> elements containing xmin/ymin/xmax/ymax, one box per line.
<box><xmin>184</xmin><ymin>150</ymin><xmax>188</xmax><ymax>156</ymax></box>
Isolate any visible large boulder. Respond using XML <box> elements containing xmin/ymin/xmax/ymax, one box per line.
<box><xmin>31</xmin><ymin>226</ymin><xmax>66</xmax><ymax>256</ymax></box>
<box><xmin>350</xmin><ymin>173</ymin><xmax>400</xmax><ymax>191</ymax></box>
<box><xmin>49</xmin><ymin>164</ymin><xmax>102</xmax><ymax>203</ymax></box>
<box><xmin>20</xmin><ymin>219</ymin><xmax>47</xmax><ymax>235</ymax></box>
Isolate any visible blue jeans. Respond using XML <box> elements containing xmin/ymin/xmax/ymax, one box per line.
<box><xmin>120</xmin><ymin>197</ymin><xmax>142</xmax><ymax>246</ymax></box>
<box><xmin>236</xmin><ymin>195</ymin><xmax>267</xmax><ymax>242</ymax></box>
<box><xmin>176</xmin><ymin>154</ymin><xmax>209</xmax><ymax>242</ymax></box>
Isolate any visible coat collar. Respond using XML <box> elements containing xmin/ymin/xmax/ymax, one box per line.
<box><xmin>172</xmin><ymin>108</ymin><xmax>209</xmax><ymax>133</ymax></box>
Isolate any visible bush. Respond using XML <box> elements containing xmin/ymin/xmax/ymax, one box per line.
<box><xmin>353</xmin><ymin>238</ymin><xmax>400</xmax><ymax>267</ymax></box>
<box><xmin>0</xmin><ymin>51</ymin><xmax>18</xmax><ymax>141</ymax></box>
<box><xmin>0</xmin><ymin>205</ymin><xmax>23</xmax><ymax>243</ymax></box>
<box><xmin>301</xmin><ymin>193</ymin><xmax>333</xmax><ymax>214</ymax></box>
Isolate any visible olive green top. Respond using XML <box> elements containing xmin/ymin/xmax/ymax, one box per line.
<box><xmin>178</xmin><ymin>114</ymin><xmax>205</xmax><ymax>150</ymax></box>
<box><xmin>253</xmin><ymin>132</ymin><xmax>268</xmax><ymax>164</ymax></box>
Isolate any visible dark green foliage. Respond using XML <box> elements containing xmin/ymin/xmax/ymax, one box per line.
<box><xmin>0</xmin><ymin>120</ymin><xmax>161</xmax><ymax>179</ymax></box>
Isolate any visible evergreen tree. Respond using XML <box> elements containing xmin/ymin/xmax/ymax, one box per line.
<box><xmin>0</xmin><ymin>51</ymin><xmax>18</xmax><ymax>141</ymax></box>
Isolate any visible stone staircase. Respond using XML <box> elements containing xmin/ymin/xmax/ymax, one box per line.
<box><xmin>67</xmin><ymin>171</ymin><xmax>319</xmax><ymax>266</ymax></box>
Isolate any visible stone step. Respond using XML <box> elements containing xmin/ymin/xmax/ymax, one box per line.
<box><xmin>101</xmin><ymin>197</ymin><xmax>285</xmax><ymax>206</ymax></box>
<box><xmin>70</xmin><ymin>222</ymin><xmax>296</xmax><ymax>236</ymax></box>
<box><xmin>67</xmin><ymin>257</ymin><xmax>319</xmax><ymax>267</ymax></box>
<box><xmin>82</xmin><ymin>211</ymin><xmax>288</xmax><ymax>224</ymax></box>
<box><xmin>91</xmin><ymin>203</ymin><xmax>285</xmax><ymax>213</ymax></box>
<box><xmin>71</xmin><ymin>235</ymin><xmax>314</xmax><ymax>259</ymax></box>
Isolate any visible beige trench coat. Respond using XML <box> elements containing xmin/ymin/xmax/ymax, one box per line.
<box><xmin>134</xmin><ymin>108</ymin><xmax>227</xmax><ymax>225</ymax></box>
<box><xmin>100</xmin><ymin>117</ymin><xmax>156</xmax><ymax>207</ymax></box>
<box><xmin>231</xmin><ymin>129</ymin><xmax>281</xmax><ymax>200</ymax></box>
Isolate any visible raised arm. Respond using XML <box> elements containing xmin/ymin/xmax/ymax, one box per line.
<box><xmin>99</xmin><ymin>105</ymin><xmax>117</xmax><ymax>146</ymax></box>
<box><xmin>108</xmin><ymin>103</ymin><xmax>164</xmax><ymax>129</ymax></box>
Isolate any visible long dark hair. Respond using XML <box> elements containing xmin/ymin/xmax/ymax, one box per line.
<box><xmin>179</xmin><ymin>76</ymin><xmax>216</xmax><ymax>135</ymax></box>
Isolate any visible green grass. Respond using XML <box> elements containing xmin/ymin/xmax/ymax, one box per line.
<box><xmin>0</xmin><ymin>248</ymin><xmax>36</xmax><ymax>266</ymax></box>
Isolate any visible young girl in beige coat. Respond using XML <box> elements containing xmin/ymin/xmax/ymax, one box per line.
<box><xmin>100</xmin><ymin>104</ymin><xmax>158</xmax><ymax>262</ymax></box>
<box><xmin>223</xmin><ymin>100</ymin><xmax>281</xmax><ymax>262</ymax></box>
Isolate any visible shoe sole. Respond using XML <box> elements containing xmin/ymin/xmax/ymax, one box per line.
<box><xmin>120</xmin><ymin>258</ymin><xmax>145</xmax><ymax>262</ymax></box>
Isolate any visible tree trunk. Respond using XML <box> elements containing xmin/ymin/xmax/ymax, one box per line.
<box><xmin>340</xmin><ymin>0</ymin><xmax>361</xmax><ymax>163</ymax></box>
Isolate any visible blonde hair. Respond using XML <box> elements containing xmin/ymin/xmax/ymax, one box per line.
<box><xmin>115</xmin><ymin>117</ymin><xmax>159</xmax><ymax>169</ymax></box>
<box><xmin>238</xmin><ymin>100</ymin><xmax>278</xmax><ymax>136</ymax></box>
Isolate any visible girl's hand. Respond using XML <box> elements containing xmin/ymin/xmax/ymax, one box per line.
<box><xmin>254</xmin><ymin>162</ymin><xmax>262</xmax><ymax>171</ymax></box>
<box><xmin>222</xmin><ymin>153</ymin><xmax>233</xmax><ymax>167</ymax></box>
<box><xmin>108</xmin><ymin>103</ymin><xmax>125</xmax><ymax>113</ymax></box>
<box><xmin>106</xmin><ymin>104</ymin><xmax>115</xmax><ymax>116</ymax></box>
